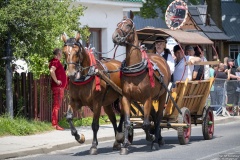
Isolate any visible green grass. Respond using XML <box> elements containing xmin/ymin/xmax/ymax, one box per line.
<box><xmin>0</xmin><ymin>115</ymin><xmax>53</xmax><ymax>137</ymax></box>
<box><xmin>58</xmin><ymin>115</ymin><xmax>120</xmax><ymax>128</ymax></box>
<box><xmin>0</xmin><ymin>114</ymin><xmax>120</xmax><ymax>137</ymax></box>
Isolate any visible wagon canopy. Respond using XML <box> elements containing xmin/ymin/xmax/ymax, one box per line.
<box><xmin>137</xmin><ymin>27</ymin><xmax>214</xmax><ymax>45</ymax></box>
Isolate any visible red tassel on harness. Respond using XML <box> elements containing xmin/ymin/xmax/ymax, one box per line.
<box><xmin>141</xmin><ymin>49</ymin><xmax>155</xmax><ymax>88</ymax></box>
<box><xmin>88</xmin><ymin>49</ymin><xmax>101</xmax><ymax>91</ymax></box>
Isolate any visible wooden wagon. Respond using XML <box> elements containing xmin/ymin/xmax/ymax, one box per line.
<box><xmin>130</xmin><ymin>78</ymin><xmax>215</xmax><ymax>144</ymax></box>
<box><xmin>128</xmin><ymin>27</ymin><xmax>219</xmax><ymax>145</ymax></box>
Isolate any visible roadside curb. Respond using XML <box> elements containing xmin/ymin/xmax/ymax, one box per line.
<box><xmin>1</xmin><ymin>116</ymin><xmax>239</xmax><ymax>159</ymax></box>
<box><xmin>214</xmin><ymin>116</ymin><xmax>240</xmax><ymax>124</ymax></box>
<box><xmin>0</xmin><ymin>130</ymin><xmax>146</xmax><ymax>159</ymax></box>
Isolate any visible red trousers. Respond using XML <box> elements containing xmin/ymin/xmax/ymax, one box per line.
<box><xmin>51</xmin><ymin>87</ymin><xmax>64</xmax><ymax>126</ymax></box>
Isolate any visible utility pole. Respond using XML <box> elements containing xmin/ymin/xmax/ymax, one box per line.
<box><xmin>2</xmin><ymin>35</ymin><xmax>14</xmax><ymax>118</ymax></box>
<box><xmin>5</xmin><ymin>32</ymin><xmax>13</xmax><ymax>118</ymax></box>
<box><xmin>4</xmin><ymin>0</ymin><xmax>13</xmax><ymax>118</ymax></box>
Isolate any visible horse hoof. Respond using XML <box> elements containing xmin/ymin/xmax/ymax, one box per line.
<box><xmin>151</xmin><ymin>142</ymin><xmax>160</xmax><ymax>150</ymax></box>
<box><xmin>89</xmin><ymin>147</ymin><xmax>98</xmax><ymax>155</ymax></box>
<box><xmin>158</xmin><ymin>138</ymin><xmax>165</xmax><ymax>146</ymax></box>
<box><xmin>113</xmin><ymin>141</ymin><xmax>121</xmax><ymax>150</ymax></box>
<box><xmin>116</xmin><ymin>132</ymin><xmax>124</xmax><ymax>143</ymax></box>
<box><xmin>146</xmin><ymin>134</ymin><xmax>155</xmax><ymax>142</ymax></box>
<box><xmin>120</xmin><ymin>148</ymin><xmax>128</xmax><ymax>155</ymax></box>
<box><xmin>76</xmin><ymin>134</ymin><xmax>85</xmax><ymax>144</ymax></box>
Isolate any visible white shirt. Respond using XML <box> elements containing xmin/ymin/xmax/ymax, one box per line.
<box><xmin>202</xmin><ymin>56</ymin><xmax>210</xmax><ymax>80</ymax></box>
<box><xmin>157</xmin><ymin>51</ymin><xmax>175</xmax><ymax>75</ymax></box>
<box><xmin>173</xmin><ymin>56</ymin><xmax>194</xmax><ymax>83</ymax></box>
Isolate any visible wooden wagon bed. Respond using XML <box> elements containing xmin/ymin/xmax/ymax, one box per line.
<box><xmin>163</xmin><ymin>77</ymin><xmax>214</xmax><ymax>121</ymax></box>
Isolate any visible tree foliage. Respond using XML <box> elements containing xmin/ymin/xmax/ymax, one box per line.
<box><xmin>139</xmin><ymin>0</ymin><xmax>169</xmax><ymax>18</ymax></box>
<box><xmin>0</xmin><ymin>0</ymin><xmax>90</xmax><ymax>79</ymax></box>
<box><xmin>139</xmin><ymin>0</ymin><xmax>240</xmax><ymax>19</ymax></box>
<box><xmin>139</xmin><ymin>0</ymin><xmax>202</xmax><ymax>19</ymax></box>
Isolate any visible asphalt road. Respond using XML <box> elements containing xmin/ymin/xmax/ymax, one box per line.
<box><xmin>13</xmin><ymin>120</ymin><xmax>240</xmax><ymax>160</ymax></box>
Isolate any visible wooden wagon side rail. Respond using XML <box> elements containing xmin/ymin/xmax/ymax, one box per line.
<box><xmin>164</xmin><ymin>77</ymin><xmax>215</xmax><ymax>120</ymax></box>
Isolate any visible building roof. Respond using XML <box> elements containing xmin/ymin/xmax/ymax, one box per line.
<box><xmin>187</xmin><ymin>5</ymin><xmax>230</xmax><ymax>41</ymax></box>
<box><xmin>137</xmin><ymin>27</ymin><xmax>213</xmax><ymax>45</ymax></box>
<box><xmin>133</xmin><ymin>9</ymin><xmax>168</xmax><ymax>30</ymax></box>
<box><xmin>133</xmin><ymin>5</ymin><xmax>229</xmax><ymax>41</ymax></box>
<box><xmin>222</xmin><ymin>1</ymin><xmax>240</xmax><ymax>42</ymax></box>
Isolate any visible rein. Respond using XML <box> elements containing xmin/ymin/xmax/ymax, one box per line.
<box><xmin>93</xmin><ymin>46</ymin><xmax>117</xmax><ymax>55</ymax></box>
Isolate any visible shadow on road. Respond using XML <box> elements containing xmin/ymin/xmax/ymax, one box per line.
<box><xmin>71</xmin><ymin>134</ymin><xmax>222</xmax><ymax>156</ymax></box>
<box><xmin>72</xmin><ymin>138</ymin><xmax>175</xmax><ymax>156</ymax></box>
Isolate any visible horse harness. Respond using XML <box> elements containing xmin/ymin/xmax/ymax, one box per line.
<box><xmin>121</xmin><ymin>49</ymin><xmax>165</xmax><ymax>84</ymax></box>
<box><xmin>64</xmin><ymin>39</ymin><xmax>121</xmax><ymax>100</ymax></box>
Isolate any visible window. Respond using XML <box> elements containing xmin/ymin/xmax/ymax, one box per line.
<box><xmin>82</xmin><ymin>28</ymin><xmax>102</xmax><ymax>59</ymax></box>
<box><xmin>229</xmin><ymin>44</ymin><xmax>240</xmax><ymax>59</ymax></box>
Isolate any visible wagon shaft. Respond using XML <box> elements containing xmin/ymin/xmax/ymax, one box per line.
<box><xmin>96</xmin><ymin>69</ymin><xmax>122</xmax><ymax>95</ymax></box>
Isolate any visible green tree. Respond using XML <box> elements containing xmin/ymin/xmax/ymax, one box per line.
<box><xmin>206</xmin><ymin>0</ymin><xmax>222</xmax><ymax>29</ymax></box>
<box><xmin>139</xmin><ymin>0</ymin><xmax>201</xmax><ymax>19</ymax></box>
<box><xmin>0</xmin><ymin>0</ymin><xmax>90</xmax><ymax>79</ymax></box>
<box><xmin>138</xmin><ymin>0</ymin><xmax>240</xmax><ymax>32</ymax></box>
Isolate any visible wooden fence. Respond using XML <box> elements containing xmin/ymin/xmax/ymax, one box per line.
<box><xmin>0</xmin><ymin>72</ymin><xmax>106</xmax><ymax>122</ymax></box>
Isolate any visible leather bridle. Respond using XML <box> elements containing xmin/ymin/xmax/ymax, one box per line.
<box><xmin>64</xmin><ymin>38</ymin><xmax>84</xmax><ymax>72</ymax></box>
<box><xmin>115</xmin><ymin>18</ymin><xmax>135</xmax><ymax>44</ymax></box>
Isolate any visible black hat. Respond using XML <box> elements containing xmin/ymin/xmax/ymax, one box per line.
<box><xmin>227</xmin><ymin>58</ymin><xmax>234</xmax><ymax>63</ymax></box>
<box><xmin>155</xmin><ymin>37</ymin><xmax>167</xmax><ymax>43</ymax></box>
<box><xmin>173</xmin><ymin>45</ymin><xmax>181</xmax><ymax>53</ymax></box>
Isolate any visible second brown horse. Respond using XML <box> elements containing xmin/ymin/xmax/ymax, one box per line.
<box><xmin>112</xmin><ymin>11</ymin><xmax>171</xmax><ymax>154</ymax></box>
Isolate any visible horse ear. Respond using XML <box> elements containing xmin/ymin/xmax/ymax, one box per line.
<box><xmin>130</xmin><ymin>10</ymin><xmax>134</xmax><ymax>20</ymax></box>
<box><xmin>61</xmin><ymin>33</ymin><xmax>67</xmax><ymax>43</ymax></box>
<box><xmin>76</xmin><ymin>32</ymin><xmax>81</xmax><ymax>41</ymax></box>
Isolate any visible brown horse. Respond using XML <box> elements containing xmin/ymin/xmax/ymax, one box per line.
<box><xmin>112</xmin><ymin>11</ymin><xmax>171</xmax><ymax>154</ymax></box>
<box><xmin>62</xmin><ymin>33</ymin><xmax>124</xmax><ymax>155</ymax></box>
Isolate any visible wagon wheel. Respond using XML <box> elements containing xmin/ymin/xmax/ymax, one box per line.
<box><xmin>202</xmin><ymin>106</ymin><xmax>214</xmax><ymax>140</ymax></box>
<box><xmin>177</xmin><ymin>107</ymin><xmax>191</xmax><ymax>145</ymax></box>
<box><xmin>128</xmin><ymin>123</ymin><xmax>134</xmax><ymax>144</ymax></box>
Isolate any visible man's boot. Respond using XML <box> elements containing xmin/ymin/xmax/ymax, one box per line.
<box><xmin>52</xmin><ymin>109</ymin><xmax>64</xmax><ymax>130</ymax></box>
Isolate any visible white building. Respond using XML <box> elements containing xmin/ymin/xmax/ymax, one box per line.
<box><xmin>73</xmin><ymin>0</ymin><xmax>142</xmax><ymax>61</ymax></box>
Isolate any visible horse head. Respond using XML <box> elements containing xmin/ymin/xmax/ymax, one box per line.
<box><xmin>112</xmin><ymin>11</ymin><xmax>136</xmax><ymax>46</ymax></box>
<box><xmin>62</xmin><ymin>33</ymin><xmax>89</xmax><ymax>81</ymax></box>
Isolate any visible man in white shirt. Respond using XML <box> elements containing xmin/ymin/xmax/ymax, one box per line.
<box><xmin>173</xmin><ymin>45</ymin><xmax>201</xmax><ymax>84</ymax></box>
<box><xmin>154</xmin><ymin>37</ymin><xmax>175</xmax><ymax>75</ymax></box>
